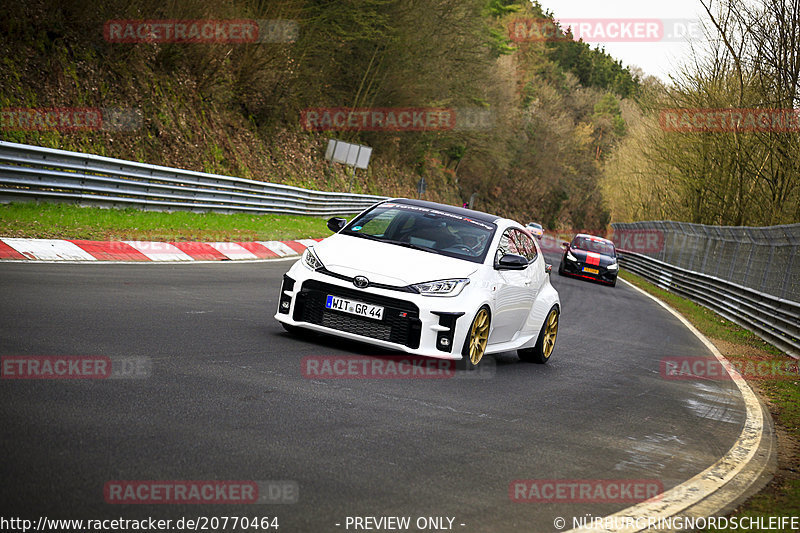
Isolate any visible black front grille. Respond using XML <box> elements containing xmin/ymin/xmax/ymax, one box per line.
<box><xmin>322</xmin><ymin>313</ymin><xmax>392</xmax><ymax>340</ymax></box>
<box><xmin>293</xmin><ymin>280</ymin><xmax>421</xmax><ymax>349</ymax></box>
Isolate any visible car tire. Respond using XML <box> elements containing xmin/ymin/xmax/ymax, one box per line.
<box><xmin>610</xmin><ymin>278</ymin><xmax>617</xmax><ymax>287</ymax></box>
<box><xmin>558</xmin><ymin>262</ymin><xmax>565</xmax><ymax>276</ymax></box>
<box><xmin>459</xmin><ymin>306</ymin><xmax>491</xmax><ymax>371</ymax></box>
<box><xmin>518</xmin><ymin>305</ymin><xmax>559</xmax><ymax>364</ymax></box>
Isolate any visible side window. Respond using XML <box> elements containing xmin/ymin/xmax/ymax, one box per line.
<box><xmin>497</xmin><ymin>229</ymin><xmax>538</xmax><ymax>264</ymax></box>
<box><xmin>512</xmin><ymin>230</ymin><xmax>538</xmax><ymax>263</ymax></box>
<box><xmin>498</xmin><ymin>229</ymin><xmax>515</xmax><ymax>256</ymax></box>
<box><xmin>496</xmin><ymin>229</ymin><xmax>514</xmax><ymax>264</ymax></box>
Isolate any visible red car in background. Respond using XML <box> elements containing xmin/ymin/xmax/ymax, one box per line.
<box><xmin>558</xmin><ymin>234</ymin><xmax>619</xmax><ymax>287</ymax></box>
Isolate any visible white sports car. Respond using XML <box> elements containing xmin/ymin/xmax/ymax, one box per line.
<box><xmin>275</xmin><ymin>199</ymin><xmax>561</xmax><ymax>368</ymax></box>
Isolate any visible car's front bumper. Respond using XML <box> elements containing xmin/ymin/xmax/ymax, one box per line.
<box><xmin>561</xmin><ymin>259</ymin><xmax>618</xmax><ymax>284</ymax></box>
<box><xmin>274</xmin><ymin>265</ymin><xmax>484</xmax><ymax>360</ymax></box>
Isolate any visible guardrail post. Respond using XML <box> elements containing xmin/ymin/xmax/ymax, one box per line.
<box><xmin>699</xmin><ymin>226</ymin><xmax>713</xmax><ymax>275</ymax></box>
<box><xmin>741</xmin><ymin>228</ymin><xmax>757</xmax><ymax>288</ymax></box>
<box><xmin>711</xmin><ymin>227</ymin><xmax>724</xmax><ymax>278</ymax></box>
<box><xmin>676</xmin><ymin>222</ymin><xmax>689</xmax><ymax>269</ymax></box>
<box><xmin>727</xmin><ymin>239</ymin><xmax>741</xmax><ymax>281</ymax></box>
<box><xmin>760</xmin><ymin>243</ymin><xmax>776</xmax><ymax>293</ymax></box>
<box><xmin>780</xmin><ymin>243</ymin><xmax>798</xmax><ymax>300</ymax></box>
<box><xmin>661</xmin><ymin>221</ymin><xmax>672</xmax><ymax>263</ymax></box>
<box><xmin>687</xmin><ymin>224</ymin><xmax>700</xmax><ymax>271</ymax></box>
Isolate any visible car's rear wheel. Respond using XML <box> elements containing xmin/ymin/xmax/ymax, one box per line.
<box><xmin>460</xmin><ymin>306</ymin><xmax>490</xmax><ymax>370</ymax></box>
<box><xmin>518</xmin><ymin>305</ymin><xmax>559</xmax><ymax>364</ymax></box>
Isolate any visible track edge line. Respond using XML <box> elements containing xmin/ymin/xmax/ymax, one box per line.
<box><xmin>564</xmin><ymin>278</ymin><xmax>776</xmax><ymax>533</ymax></box>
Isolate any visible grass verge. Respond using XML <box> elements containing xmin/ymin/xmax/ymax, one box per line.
<box><xmin>0</xmin><ymin>202</ymin><xmax>335</xmax><ymax>241</ymax></box>
<box><xmin>619</xmin><ymin>270</ymin><xmax>799</xmax><ymax>531</ymax></box>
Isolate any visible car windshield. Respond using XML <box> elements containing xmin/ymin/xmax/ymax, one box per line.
<box><xmin>341</xmin><ymin>202</ymin><xmax>497</xmax><ymax>263</ymax></box>
<box><xmin>572</xmin><ymin>236</ymin><xmax>615</xmax><ymax>256</ymax></box>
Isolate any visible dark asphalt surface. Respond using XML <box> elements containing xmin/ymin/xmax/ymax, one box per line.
<box><xmin>0</xmin><ymin>254</ymin><xmax>747</xmax><ymax>532</ymax></box>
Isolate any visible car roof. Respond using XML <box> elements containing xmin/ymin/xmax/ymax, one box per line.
<box><xmin>386</xmin><ymin>198</ymin><xmax>500</xmax><ymax>224</ymax></box>
<box><xmin>574</xmin><ymin>233</ymin><xmax>614</xmax><ymax>245</ymax></box>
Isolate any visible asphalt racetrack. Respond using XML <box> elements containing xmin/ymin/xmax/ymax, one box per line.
<box><xmin>0</xmin><ymin>253</ymin><xmax>747</xmax><ymax>532</ymax></box>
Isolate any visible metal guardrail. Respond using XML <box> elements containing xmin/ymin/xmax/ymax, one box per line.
<box><xmin>617</xmin><ymin>250</ymin><xmax>800</xmax><ymax>360</ymax></box>
<box><xmin>612</xmin><ymin>220</ymin><xmax>799</xmax><ymax>302</ymax></box>
<box><xmin>0</xmin><ymin>141</ymin><xmax>387</xmax><ymax>216</ymax></box>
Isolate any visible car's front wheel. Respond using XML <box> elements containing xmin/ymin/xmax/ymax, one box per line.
<box><xmin>460</xmin><ymin>306</ymin><xmax>491</xmax><ymax>370</ymax></box>
<box><xmin>518</xmin><ymin>305</ymin><xmax>559</xmax><ymax>364</ymax></box>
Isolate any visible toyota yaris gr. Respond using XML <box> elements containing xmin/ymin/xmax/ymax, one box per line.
<box><xmin>558</xmin><ymin>233</ymin><xmax>619</xmax><ymax>286</ymax></box>
<box><xmin>275</xmin><ymin>199</ymin><xmax>561</xmax><ymax>368</ymax></box>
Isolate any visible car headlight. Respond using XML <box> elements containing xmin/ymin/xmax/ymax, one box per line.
<box><xmin>411</xmin><ymin>278</ymin><xmax>470</xmax><ymax>297</ymax></box>
<box><xmin>301</xmin><ymin>247</ymin><xmax>324</xmax><ymax>271</ymax></box>
<box><xmin>606</xmin><ymin>262</ymin><xmax>618</xmax><ymax>270</ymax></box>
<box><xmin>566</xmin><ymin>251</ymin><xmax>577</xmax><ymax>261</ymax></box>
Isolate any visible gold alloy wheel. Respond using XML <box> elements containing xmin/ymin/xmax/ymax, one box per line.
<box><xmin>469</xmin><ymin>308</ymin><xmax>490</xmax><ymax>365</ymax></box>
<box><xmin>542</xmin><ymin>309</ymin><xmax>559</xmax><ymax>359</ymax></box>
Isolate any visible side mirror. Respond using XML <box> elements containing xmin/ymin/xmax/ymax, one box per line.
<box><xmin>327</xmin><ymin>217</ymin><xmax>347</xmax><ymax>233</ymax></box>
<box><xmin>496</xmin><ymin>253</ymin><xmax>529</xmax><ymax>270</ymax></box>
<box><xmin>545</xmin><ymin>264</ymin><xmax>552</xmax><ymax>275</ymax></box>
<box><xmin>561</xmin><ymin>241</ymin><xmax>570</xmax><ymax>249</ymax></box>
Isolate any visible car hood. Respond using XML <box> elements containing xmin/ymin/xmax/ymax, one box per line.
<box><xmin>570</xmin><ymin>248</ymin><xmax>616</xmax><ymax>267</ymax></box>
<box><xmin>313</xmin><ymin>234</ymin><xmax>478</xmax><ymax>286</ymax></box>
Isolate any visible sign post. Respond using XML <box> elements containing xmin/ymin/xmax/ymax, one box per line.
<box><xmin>325</xmin><ymin>139</ymin><xmax>372</xmax><ymax>193</ymax></box>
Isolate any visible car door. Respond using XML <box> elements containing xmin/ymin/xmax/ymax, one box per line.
<box><xmin>489</xmin><ymin>228</ymin><xmax>536</xmax><ymax>344</ymax></box>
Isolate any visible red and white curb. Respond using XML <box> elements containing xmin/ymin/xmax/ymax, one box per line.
<box><xmin>0</xmin><ymin>238</ymin><xmax>322</xmax><ymax>262</ymax></box>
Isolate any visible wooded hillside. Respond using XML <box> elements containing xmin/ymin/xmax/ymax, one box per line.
<box><xmin>2</xmin><ymin>0</ymin><xmax>641</xmax><ymax>230</ymax></box>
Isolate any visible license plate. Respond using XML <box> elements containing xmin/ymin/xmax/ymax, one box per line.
<box><xmin>583</xmin><ymin>267</ymin><xmax>599</xmax><ymax>274</ymax></box>
<box><xmin>325</xmin><ymin>295</ymin><xmax>384</xmax><ymax>321</ymax></box>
